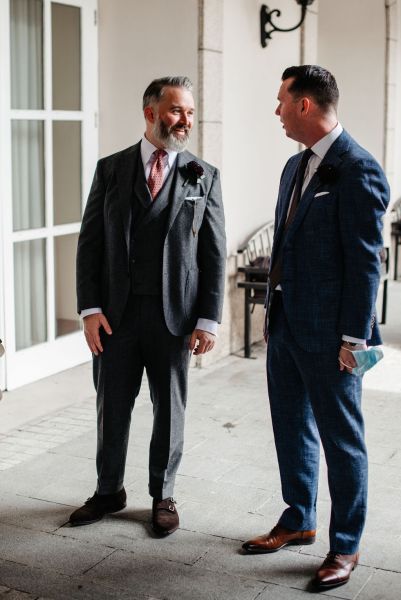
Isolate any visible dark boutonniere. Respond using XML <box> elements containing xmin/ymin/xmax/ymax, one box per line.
<box><xmin>184</xmin><ymin>160</ymin><xmax>205</xmax><ymax>185</ymax></box>
<box><xmin>316</xmin><ymin>163</ymin><xmax>339</xmax><ymax>184</ymax></box>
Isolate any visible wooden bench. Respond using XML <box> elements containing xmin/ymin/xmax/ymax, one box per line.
<box><xmin>379</xmin><ymin>246</ymin><xmax>389</xmax><ymax>325</ymax></box>
<box><xmin>237</xmin><ymin>222</ymin><xmax>389</xmax><ymax>357</ymax></box>
<box><xmin>391</xmin><ymin>198</ymin><xmax>401</xmax><ymax>280</ymax></box>
<box><xmin>237</xmin><ymin>221</ymin><xmax>274</xmax><ymax>358</ymax></box>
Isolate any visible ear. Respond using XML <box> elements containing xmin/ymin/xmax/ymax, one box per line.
<box><xmin>144</xmin><ymin>105</ymin><xmax>155</xmax><ymax>124</ymax></box>
<box><xmin>300</xmin><ymin>97</ymin><xmax>311</xmax><ymax>116</ymax></box>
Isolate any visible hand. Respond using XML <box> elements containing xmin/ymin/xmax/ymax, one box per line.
<box><xmin>189</xmin><ymin>329</ymin><xmax>216</xmax><ymax>355</ymax></box>
<box><xmin>338</xmin><ymin>341</ymin><xmax>366</xmax><ymax>373</ymax></box>
<box><xmin>83</xmin><ymin>313</ymin><xmax>112</xmax><ymax>355</ymax></box>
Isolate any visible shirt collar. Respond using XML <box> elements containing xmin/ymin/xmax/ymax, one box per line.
<box><xmin>141</xmin><ymin>135</ymin><xmax>178</xmax><ymax>169</ymax></box>
<box><xmin>311</xmin><ymin>122</ymin><xmax>343</xmax><ymax>160</ymax></box>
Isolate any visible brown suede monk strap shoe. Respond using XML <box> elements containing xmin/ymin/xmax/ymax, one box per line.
<box><xmin>69</xmin><ymin>488</ymin><xmax>127</xmax><ymax>526</ymax></box>
<box><xmin>314</xmin><ymin>551</ymin><xmax>359</xmax><ymax>589</ymax></box>
<box><xmin>152</xmin><ymin>497</ymin><xmax>179</xmax><ymax>536</ymax></box>
<box><xmin>242</xmin><ymin>524</ymin><xmax>316</xmax><ymax>554</ymax></box>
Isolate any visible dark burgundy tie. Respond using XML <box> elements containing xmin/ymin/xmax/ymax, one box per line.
<box><xmin>269</xmin><ymin>148</ymin><xmax>313</xmax><ymax>289</ymax></box>
<box><xmin>147</xmin><ymin>149</ymin><xmax>167</xmax><ymax>199</ymax></box>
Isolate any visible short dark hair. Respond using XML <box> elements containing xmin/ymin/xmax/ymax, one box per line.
<box><xmin>282</xmin><ymin>65</ymin><xmax>339</xmax><ymax>111</ymax></box>
<box><xmin>143</xmin><ymin>76</ymin><xmax>193</xmax><ymax>110</ymax></box>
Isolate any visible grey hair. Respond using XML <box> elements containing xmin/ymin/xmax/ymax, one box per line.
<box><xmin>142</xmin><ymin>76</ymin><xmax>193</xmax><ymax>109</ymax></box>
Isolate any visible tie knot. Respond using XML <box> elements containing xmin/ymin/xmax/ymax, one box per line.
<box><xmin>153</xmin><ymin>149</ymin><xmax>167</xmax><ymax>161</ymax></box>
<box><xmin>303</xmin><ymin>147</ymin><xmax>313</xmax><ymax>161</ymax></box>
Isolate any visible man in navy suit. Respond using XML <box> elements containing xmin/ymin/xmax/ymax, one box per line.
<box><xmin>242</xmin><ymin>66</ymin><xmax>389</xmax><ymax>590</ymax></box>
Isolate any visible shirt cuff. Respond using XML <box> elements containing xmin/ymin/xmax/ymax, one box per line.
<box><xmin>80</xmin><ymin>307</ymin><xmax>102</xmax><ymax>319</ymax></box>
<box><xmin>342</xmin><ymin>334</ymin><xmax>366</xmax><ymax>344</ymax></box>
<box><xmin>196</xmin><ymin>318</ymin><xmax>218</xmax><ymax>336</ymax></box>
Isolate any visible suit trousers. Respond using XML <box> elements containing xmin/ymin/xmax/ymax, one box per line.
<box><xmin>93</xmin><ymin>294</ymin><xmax>190</xmax><ymax>499</ymax></box>
<box><xmin>267</xmin><ymin>292</ymin><xmax>367</xmax><ymax>554</ymax></box>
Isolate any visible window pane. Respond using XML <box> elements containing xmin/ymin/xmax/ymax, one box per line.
<box><xmin>52</xmin><ymin>3</ymin><xmax>81</xmax><ymax>110</ymax></box>
<box><xmin>14</xmin><ymin>239</ymin><xmax>47</xmax><ymax>351</ymax></box>
<box><xmin>10</xmin><ymin>0</ymin><xmax>44</xmax><ymax>110</ymax></box>
<box><xmin>55</xmin><ymin>234</ymin><xmax>80</xmax><ymax>337</ymax></box>
<box><xmin>12</xmin><ymin>120</ymin><xmax>45</xmax><ymax>231</ymax></box>
<box><xmin>53</xmin><ymin>121</ymin><xmax>82</xmax><ymax>225</ymax></box>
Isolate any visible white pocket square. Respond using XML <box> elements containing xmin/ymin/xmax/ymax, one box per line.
<box><xmin>185</xmin><ymin>196</ymin><xmax>204</xmax><ymax>201</ymax></box>
<box><xmin>314</xmin><ymin>191</ymin><xmax>330</xmax><ymax>198</ymax></box>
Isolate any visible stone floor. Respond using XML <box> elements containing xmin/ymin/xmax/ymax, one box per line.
<box><xmin>0</xmin><ymin>281</ymin><xmax>400</xmax><ymax>600</ymax></box>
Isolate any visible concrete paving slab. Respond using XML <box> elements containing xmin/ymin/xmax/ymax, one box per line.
<box><xmin>177</xmin><ymin>451</ymin><xmax>239</xmax><ymax>481</ymax></box>
<box><xmin>357</xmin><ymin>569</ymin><xmax>401</xmax><ymax>599</ymax></box>
<box><xmin>198</xmin><ymin>538</ymin><xmax>374</xmax><ymax>598</ymax></box>
<box><xmin>0</xmin><ymin>523</ymin><xmax>114</xmax><ymax>576</ymax></box>
<box><xmin>173</xmin><ymin>473</ymin><xmax>271</xmax><ymax>513</ymax></box>
<box><xmin>86</xmin><ymin>548</ymin><xmax>267</xmax><ymax>600</ymax></box>
<box><xmin>0</xmin><ymin>558</ymin><xmax>145</xmax><ymax>600</ymax></box>
<box><xmin>218</xmin><ymin>461</ymin><xmax>282</xmax><ymax>491</ymax></box>
<box><xmin>0</xmin><ymin>491</ymin><xmax>72</xmax><ymax>533</ymax></box>
<box><xmin>255</xmin><ymin>583</ymin><xmax>338</xmax><ymax>599</ymax></box>
<box><xmin>0</xmin><ymin>590</ymin><xmax>38</xmax><ymax>599</ymax></box>
<box><xmin>56</xmin><ymin>518</ymin><xmax>218</xmax><ymax>565</ymax></box>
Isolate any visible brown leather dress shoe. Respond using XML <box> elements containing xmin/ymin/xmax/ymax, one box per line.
<box><xmin>242</xmin><ymin>524</ymin><xmax>316</xmax><ymax>554</ymax></box>
<box><xmin>152</xmin><ymin>497</ymin><xmax>179</xmax><ymax>536</ymax></box>
<box><xmin>314</xmin><ymin>551</ymin><xmax>359</xmax><ymax>589</ymax></box>
<box><xmin>69</xmin><ymin>488</ymin><xmax>127</xmax><ymax>526</ymax></box>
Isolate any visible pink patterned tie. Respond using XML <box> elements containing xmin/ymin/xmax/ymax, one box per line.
<box><xmin>147</xmin><ymin>149</ymin><xmax>167</xmax><ymax>199</ymax></box>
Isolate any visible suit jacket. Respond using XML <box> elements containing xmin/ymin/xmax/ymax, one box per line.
<box><xmin>267</xmin><ymin>130</ymin><xmax>389</xmax><ymax>353</ymax></box>
<box><xmin>76</xmin><ymin>142</ymin><xmax>226</xmax><ymax>336</ymax></box>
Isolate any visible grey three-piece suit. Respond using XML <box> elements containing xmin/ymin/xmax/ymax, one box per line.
<box><xmin>76</xmin><ymin>141</ymin><xmax>226</xmax><ymax>498</ymax></box>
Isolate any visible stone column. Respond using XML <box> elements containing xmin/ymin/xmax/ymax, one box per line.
<box><xmin>196</xmin><ymin>0</ymin><xmax>228</xmax><ymax>367</ymax></box>
<box><xmin>198</xmin><ymin>0</ymin><xmax>223</xmax><ymax>168</ymax></box>
<box><xmin>300</xmin><ymin>0</ymin><xmax>319</xmax><ymax>65</ymax></box>
<box><xmin>384</xmin><ymin>0</ymin><xmax>398</xmax><ymax>194</ymax></box>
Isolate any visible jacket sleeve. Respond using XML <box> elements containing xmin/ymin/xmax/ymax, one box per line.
<box><xmin>76</xmin><ymin>160</ymin><xmax>106</xmax><ymax>313</ymax></box>
<box><xmin>196</xmin><ymin>168</ymin><xmax>227</xmax><ymax>322</ymax></box>
<box><xmin>338</xmin><ymin>158</ymin><xmax>389</xmax><ymax>339</ymax></box>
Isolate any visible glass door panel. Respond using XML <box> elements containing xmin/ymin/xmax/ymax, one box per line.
<box><xmin>14</xmin><ymin>239</ymin><xmax>47</xmax><ymax>350</ymax></box>
<box><xmin>51</xmin><ymin>3</ymin><xmax>81</xmax><ymax>110</ymax></box>
<box><xmin>10</xmin><ymin>0</ymin><xmax>44</xmax><ymax>110</ymax></box>
<box><xmin>11</xmin><ymin>120</ymin><xmax>45</xmax><ymax>231</ymax></box>
<box><xmin>53</xmin><ymin>121</ymin><xmax>82</xmax><ymax>224</ymax></box>
<box><xmin>54</xmin><ymin>233</ymin><xmax>81</xmax><ymax>337</ymax></box>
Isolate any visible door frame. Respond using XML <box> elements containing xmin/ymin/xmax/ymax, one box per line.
<box><xmin>0</xmin><ymin>0</ymin><xmax>98</xmax><ymax>390</ymax></box>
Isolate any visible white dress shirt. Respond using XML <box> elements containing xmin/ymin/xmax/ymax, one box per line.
<box><xmin>277</xmin><ymin>123</ymin><xmax>365</xmax><ymax>344</ymax></box>
<box><xmin>81</xmin><ymin>136</ymin><xmax>218</xmax><ymax>336</ymax></box>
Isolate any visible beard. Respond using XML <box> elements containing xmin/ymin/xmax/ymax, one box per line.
<box><xmin>153</xmin><ymin>118</ymin><xmax>191</xmax><ymax>152</ymax></box>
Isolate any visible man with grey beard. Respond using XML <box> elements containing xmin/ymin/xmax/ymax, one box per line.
<box><xmin>71</xmin><ymin>77</ymin><xmax>226</xmax><ymax>535</ymax></box>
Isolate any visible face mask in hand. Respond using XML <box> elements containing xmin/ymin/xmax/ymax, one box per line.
<box><xmin>350</xmin><ymin>346</ymin><xmax>384</xmax><ymax>376</ymax></box>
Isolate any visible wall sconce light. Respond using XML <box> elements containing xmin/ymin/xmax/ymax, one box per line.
<box><xmin>260</xmin><ymin>0</ymin><xmax>315</xmax><ymax>47</ymax></box>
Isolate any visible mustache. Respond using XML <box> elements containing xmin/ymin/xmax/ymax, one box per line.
<box><xmin>171</xmin><ymin>124</ymin><xmax>190</xmax><ymax>134</ymax></box>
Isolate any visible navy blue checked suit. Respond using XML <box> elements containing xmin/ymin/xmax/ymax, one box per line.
<box><xmin>266</xmin><ymin>130</ymin><xmax>389</xmax><ymax>554</ymax></box>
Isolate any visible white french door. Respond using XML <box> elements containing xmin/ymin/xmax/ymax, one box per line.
<box><xmin>0</xmin><ymin>0</ymin><xmax>98</xmax><ymax>390</ymax></box>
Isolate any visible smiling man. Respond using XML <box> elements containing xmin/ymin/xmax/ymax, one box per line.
<box><xmin>71</xmin><ymin>76</ymin><xmax>226</xmax><ymax>535</ymax></box>
<box><xmin>242</xmin><ymin>66</ymin><xmax>389</xmax><ymax>590</ymax></box>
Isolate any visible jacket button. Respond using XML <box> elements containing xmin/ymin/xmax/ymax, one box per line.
<box><xmin>131</xmin><ymin>259</ymin><xmax>136</xmax><ymax>264</ymax></box>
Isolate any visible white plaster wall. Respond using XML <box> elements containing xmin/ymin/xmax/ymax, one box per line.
<box><xmin>98</xmin><ymin>0</ymin><xmax>198</xmax><ymax>157</ymax></box>
<box><xmin>317</xmin><ymin>0</ymin><xmax>386</xmax><ymax>166</ymax></box>
<box><xmin>222</xmin><ymin>0</ymin><xmax>301</xmax><ymax>255</ymax></box>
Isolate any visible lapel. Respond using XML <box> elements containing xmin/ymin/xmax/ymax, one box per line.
<box><xmin>286</xmin><ymin>130</ymin><xmax>352</xmax><ymax>239</ymax></box>
<box><xmin>270</xmin><ymin>156</ymin><xmax>299</xmax><ymax>264</ymax></box>
<box><xmin>165</xmin><ymin>151</ymin><xmax>206</xmax><ymax>235</ymax></box>
<box><xmin>115</xmin><ymin>142</ymin><xmax>141</xmax><ymax>254</ymax></box>
<box><xmin>275</xmin><ymin>158</ymin><xmax>299</xmax><ymax>238</ymax></box>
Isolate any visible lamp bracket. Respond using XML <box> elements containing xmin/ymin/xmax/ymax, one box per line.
<box><xmin>260</xmin><ymin>0</ymin><xmax>315</xmax><ymax>48</ymax></box>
